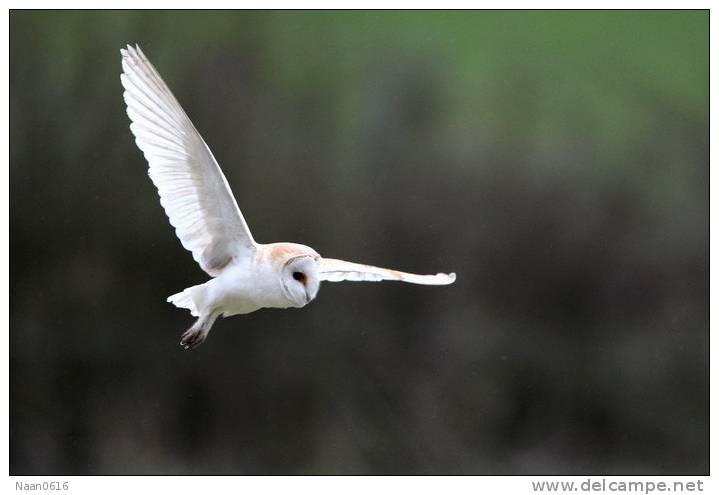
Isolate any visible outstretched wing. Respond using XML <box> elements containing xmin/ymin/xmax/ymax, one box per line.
<box><xmin>120</xmin><ymin>44</ymin><xmax>256</xmax><ymax>276</ymax></box>
<box><xmin>318</xmin><ymin>258</ymin><xmax>456</xmax><ymax>285</ymax></box>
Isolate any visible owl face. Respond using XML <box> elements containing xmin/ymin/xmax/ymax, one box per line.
<box><xmin>280</xmin><ymin>255</ymin><xmax>321</xmax><ymax>308</ymax></box>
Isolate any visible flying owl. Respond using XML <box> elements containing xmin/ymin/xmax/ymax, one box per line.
<box><xmin>120</xmin><ymin>44</ymin><xmax>456</xmax><ymax>350</ymax></box>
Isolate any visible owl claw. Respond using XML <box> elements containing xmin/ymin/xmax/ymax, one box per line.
<box><xmin>180</xmin><ymin>325</ymin><xmax>207</xmax><ymax>351</ymax></box>
<box><xmin>178</xmin><ymin>312</ymin><xmax>219</xmax><ymax>351</ymax></box>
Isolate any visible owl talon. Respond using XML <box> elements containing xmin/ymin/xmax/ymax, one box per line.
<box><xmin>180</xmin><ymin>326</ymin><xmax>207</xmax><ymax>351</ymax></box>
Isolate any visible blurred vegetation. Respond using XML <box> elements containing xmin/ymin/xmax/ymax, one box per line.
<box><xmin>10</xmin><ymin>10</ymin><xmax>708</xmax><ymax>474</ymax></box>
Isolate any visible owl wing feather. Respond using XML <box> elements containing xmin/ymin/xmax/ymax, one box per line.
<box><xmin>120</xmin><ymin>44</ymin><xmax>256</xmax><ymax>276</ymax></box>
<box><xmin>318</xmin><ymin>258</ymin><xmax>456</xmax><ymax>285</ymax></box>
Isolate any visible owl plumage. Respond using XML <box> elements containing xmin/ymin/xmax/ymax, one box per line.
<box><xmin>120</xmin><ymin>44</ymin><xmax>455</xmax><ymax>350</ymax></box>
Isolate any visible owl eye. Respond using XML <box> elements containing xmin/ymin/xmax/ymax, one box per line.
<box><xmin>292</xmin><ymin>271</ymin><xmax>306</xmax><ymax>283</ymax></box>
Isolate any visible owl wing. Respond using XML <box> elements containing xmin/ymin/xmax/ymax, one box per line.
<box><xmin>318</xmin><ymin>258</ymin><xmax>456</xmax><ymax>285</ymax></box>
<box><xmin>121</xmin><ymin>44</ymin><xmax>256</xmax><ymax>277</ymax></box>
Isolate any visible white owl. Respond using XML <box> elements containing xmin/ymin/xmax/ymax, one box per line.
<box><xmin>120</xmin><ymin>44</ymin><xmax>456</xmax><ymax>350</ymax></box>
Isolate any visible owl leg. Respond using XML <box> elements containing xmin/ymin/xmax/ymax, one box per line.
<box><xmin>180</xmin><ymin>310</ymin><xmax>219</xmax><ymax>351</ymax></box>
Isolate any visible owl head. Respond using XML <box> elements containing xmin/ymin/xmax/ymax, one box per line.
<box><xmin>269</xmin><ymin>243</ymin><xmax>321</xmax><ymax>308</ymax></box>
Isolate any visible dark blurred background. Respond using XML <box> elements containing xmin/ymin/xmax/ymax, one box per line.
<box><xmin>10</xmin><ymin>10</ymin><xmax>708</xmax><ymax>475</ymax></box>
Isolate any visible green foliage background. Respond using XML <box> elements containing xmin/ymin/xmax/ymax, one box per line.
<box><xmin>10</xmin><ymin>10</ymin><xmax>708</xmax><ymax>474</ymax></box>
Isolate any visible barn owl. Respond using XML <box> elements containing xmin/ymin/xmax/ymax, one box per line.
<box><xmin>120</xmin><ymin>44</ymin><xmax>456</xmax><ymax>350</ymax></box>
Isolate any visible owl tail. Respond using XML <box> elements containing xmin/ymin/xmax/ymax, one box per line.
<box><xmin>167</xmin><ymin>283</ymin><xmax>206</xmax><ymax>317</ymax></box>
